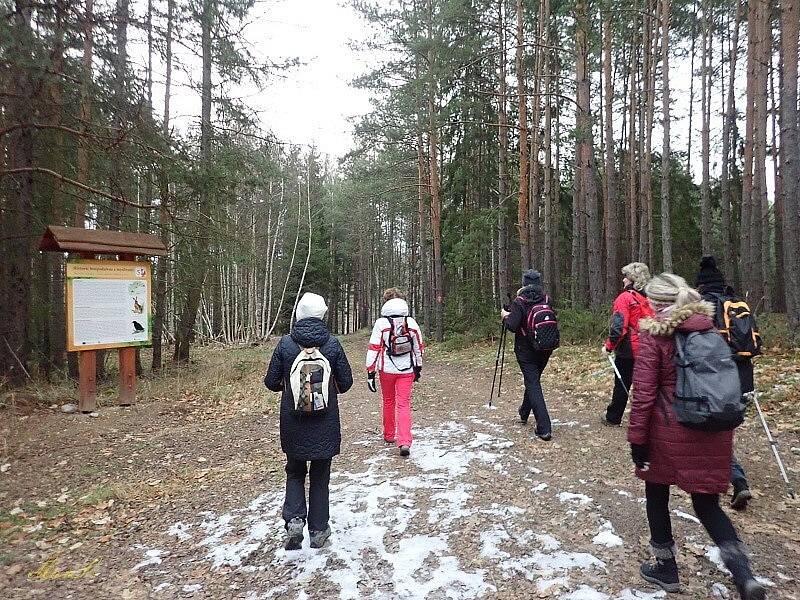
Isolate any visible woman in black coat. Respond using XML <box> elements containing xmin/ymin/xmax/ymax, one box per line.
<box><xmin>264</xmin><ymin>292</ymin><xmax>353</xmax><ymax>550</ymax></box>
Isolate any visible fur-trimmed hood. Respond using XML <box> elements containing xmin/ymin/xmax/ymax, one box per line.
<box><xmin>639</xmin><ymin>301</ymin><xmax>715</xmax><ymax>337</ymax></box>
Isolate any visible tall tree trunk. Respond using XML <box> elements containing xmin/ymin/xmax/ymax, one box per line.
<box><xmin>660</xmin><ymin>0</ymin><xmax>673</xmax><ymax>271</ymax></box>
<box><xmin>497</xmin><ymin>0</ymin><xmax>509</xmax><ymax>301</ymax></box>
<box><xmin>427</xmin><ymin>0</ymin><xmax>444</xmax><ymax>342</ymax></box>
<box><xmin>771</xmin><ymin>49</ymin><xmax>785</xmax><ymax>311</ymax></box>
<box><xmin>109</xmin><ymin>0</ymin><xmax>130</xmax><ymax>230</ymax></box>
<box><xmin>627</xmin><ymin>41</ymin><xmax>639</xmax><ymax>260</ymax></box>
<box><xmin>780</xmin><ymin>0</ymin><xmax>800</xmax><ymax>326</ymax></box>
<box><xmin>516</xmin><ymin>0</ymin><xmax>530</xmax><ymax>270</ymax></box>
<box><xmin>575</xmin><ymin>0</ymin><xmax>601</xmax><ymax>307</ymax></box>
<box><xmin>48</xmin><ymin>0</ymin><xmax>68</xmax><ymax>372</ymax></box>
<box><xmin>603</xmin><ymin>15</ymin><xmax>619</xmax><ymax>298</ymax></box>
<box><xmin>174</xmin><ymin>0</ymin><xmax>213</xmax><ymax>362</ymax></box>
<box><xmin>152</xmin><ymin>0</ymin><xmax>173</xmax><ymax>371</ymax></box>
<box><xmin>529</xmin><ymin>0</ymin><xmax>547</xmax><ymax>269</ymax></box>
<box><xmin>721</xmin><ymin>0</ymin><xmax>742</xmax><ymax>282</ymax></box>
<box><xmin>700</xmin><ymin>1</ymin><xmax>712</xmax><ymax>254</ymax></box>
<box><xmin>2</xmin><ymin>0</ymin><xmax>36</xmax><ymax>382</ymax></box>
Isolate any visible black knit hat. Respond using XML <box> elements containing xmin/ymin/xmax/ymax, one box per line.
<box><xmin>522</xmin><ymin>269</ymin><xmax>542</xmax><ymax>288</ymax></box>
<box><xmin>696</xmin><ymin>255</ymin><xmax>726</xmax><ymax>288</ymax></box>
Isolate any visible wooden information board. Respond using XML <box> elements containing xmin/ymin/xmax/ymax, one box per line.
<box><xmin>66</xmin><ymin>259</ymin><xmax>153</xmax><ymax>352</ymax></box>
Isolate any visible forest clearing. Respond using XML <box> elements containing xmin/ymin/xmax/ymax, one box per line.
<box><xmin>1</xmin><ymin>337</ymin><xmax>799</xmax><ymax>599</ymax></box>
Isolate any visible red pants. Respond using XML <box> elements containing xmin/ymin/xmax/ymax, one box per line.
<box><xmin>379</xmin><ymin>372</ymin><xmax>414</xmax><ymax>447</ymax></box>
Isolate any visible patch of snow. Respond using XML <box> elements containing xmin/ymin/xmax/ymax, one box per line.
<box><xmin>167</xmin><ymin>521</ymin><xmax>192</xmax><ymax>541</ymax></box>
<box><xmin>616</xmin><ymin>490</ymin><xmax>633</xmax><ymax>498</ymax></box>
<box><xmin>182</xmin><ymin>584</ymin><xmax>202</xmax><ymax>593</ymax></box>
<box><xmin>535</xmin><ymin>533</ymin><xmax>562</xmax><ymax>551</ymax></box>
<box><xmin>673</xmin><ymin>510</ymin><xmax>700</xmax><ymax>524</ymax></box>
<box><xmin>755</xmin><ymin>576</ymin><xmax>775</xmax><ymax>587</ymax></box>
<box><xmin>557</xmin><ymin>492</ymin><xmax>593</xmax><ymax>505</ymax></box>
<box><xmin>561</xmin><ymin>585</ymin><xmax>610</xmax><ymax>599</ymax></box>
<box><xmin>705</xmin><ymin>546</ymin><xmax>729</xmax><ymax>574</ymax></box>
<box><xmin>153</xmin><ymin>582</ymin><xmax>171</xmax><ymax>592</ymax></box>
<box><xmin>131</xmin><ymin>547</ymin><xmax>167</xmax><ymax>571</ymax></box>
<box><xmin>711</xmin><ymin>582</ymin><xmax>730</xmax><ymax>598</ymax></box>
<box><xmin>592</xmin><ymin>521</ymin><xmax>623</xmax><ymax>548</ymax></box>
<box><xmin>532</xmin><ymin>482</ymin><xmax>549</xmax><ymax>492</ymax></box>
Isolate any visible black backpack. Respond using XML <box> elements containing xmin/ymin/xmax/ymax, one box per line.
<box><xmin>709</xmin><ymin>293</ymin><xmax>762</xmax><ymax>358</ymax></box>
<box><xmin>521</xmin><ymin>295</ymin><xmax>560</xmax><ymax>351</ymax></box>
<box><xmin>672</xmin><ymin>330</ymin><xmax>745</xmax><ymax>431</ymax></box>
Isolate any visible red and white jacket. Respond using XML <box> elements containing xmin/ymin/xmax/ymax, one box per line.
<box><xmin>365</xmin><ymin>298</ymin><xmax>424</xmax><ymax>374</ymax></box>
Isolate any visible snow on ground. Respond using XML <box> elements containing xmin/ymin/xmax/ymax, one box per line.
<box><xmin>131</xmin><ymin>420</ymin><xmax>663</xmax><ymax>598</ymax></box>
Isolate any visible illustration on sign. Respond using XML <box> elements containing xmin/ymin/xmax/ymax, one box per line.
<box><xmin>66</xmin><ymin>260</ymin><xmax>153</xmax><ymax>352</ymax></box>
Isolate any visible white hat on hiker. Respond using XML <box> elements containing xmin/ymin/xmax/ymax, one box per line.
<box><xmin>296</xmin><ymin>292</ymin><xmax>328</xmax><ymax>321</ymax></box>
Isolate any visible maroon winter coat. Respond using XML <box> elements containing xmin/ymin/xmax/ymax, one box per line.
<box><xmin>627</xmin><ymin>301</ymin><xmax>733</xmax><ymax>494</ymax></box>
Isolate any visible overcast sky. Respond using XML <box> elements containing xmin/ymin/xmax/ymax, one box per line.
<box><xmin>137</xmin><ymin>0</ymin><xmax>770</xmax><ymax>191</ymax></box>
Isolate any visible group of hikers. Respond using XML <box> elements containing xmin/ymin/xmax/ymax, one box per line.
<box><xmin>264</xmin><ymin>256</ymin><xmax>768</xmax><ymax>599</ymax></box>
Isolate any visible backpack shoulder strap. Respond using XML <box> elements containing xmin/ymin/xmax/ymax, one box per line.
<box><xmin>674</xmin><ymin>331</ymin><xmax>691</xmax><ymax>364</ymax></box>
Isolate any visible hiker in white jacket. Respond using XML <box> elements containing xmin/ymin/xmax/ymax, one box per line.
<box><xmin>365</xmin><ymin>288</ymin><xmax>424</xmax><ymax>457</ymax></box>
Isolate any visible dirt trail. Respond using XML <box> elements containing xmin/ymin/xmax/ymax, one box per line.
<box><xmin>1</xmin><ymin>336</ymin><xmax>799</xmax><ymax>599</ymax></box>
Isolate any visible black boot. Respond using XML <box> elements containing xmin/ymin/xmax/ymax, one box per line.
<box><xmin>640</xmin><ymin>543</ymin><xmax>680</xmax><ymax>593</ymax></box>
<box><xmin>719</xmin><ymin>542</ymin><xmax>766</xmax><ymax>600</ymax></box>
<box><xmin>730</xmin><ymin>480</ymin><xmax>753</xmax><ymax>511</ymax></box>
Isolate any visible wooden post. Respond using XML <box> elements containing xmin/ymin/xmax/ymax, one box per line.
<box><xmin>118</xmin><ymin>253</ymin><xmax>137</xmax><ymax>406</ymax></box>
<box><xmin>78</xmin><ymin>350</ymin><xmax>97</xmax><ymax>412</ymax></box>
<box><xmin>118</xmin><ymin>346</ymin><xmax>136</xmax><ymax>406</ymax></box>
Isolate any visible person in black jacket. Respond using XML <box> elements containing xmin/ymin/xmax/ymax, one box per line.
<box><xmin>500</xmin><ymin>269</ymin><xmax>554</xmax><ymax>441</ymax></box>
<box><xmin>696</xmin><ymin>256</ymin><xmax>754</xmax><ymax>511</ymax></box>
<box><xmin>264</xmin><ymin>292</ymin><xmax>353</xmax><ymax>550</ymax></box>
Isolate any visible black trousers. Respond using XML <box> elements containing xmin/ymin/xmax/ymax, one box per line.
<box><xmin>645</xmin><ymin>482</ymin><xmax>739</xmax><ymax>549</ymax></box>
<box><xmin>517</xmin><ymin>351</ymin><xmax>552</xmax><ymax>436</ymax></box>
<box><xmin>282</xmin><ymin>457</ymin><xmax>332</xmax><ymax>532</ymax></box>
<box><xmin>605</xmin><ymin>356</ymin><xmax>635</xmax><ymax>424</ymax></box>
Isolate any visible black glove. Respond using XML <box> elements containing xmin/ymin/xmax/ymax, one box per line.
<box><xmin>630</xmin><ymin>443</ymin><xmax>650</xmax><ymax>471</ymax></box>
<box><xmin>367</xmin><ymin>371</ymin><xmax>377</xmax><ymax>393</ymax></box>
<box><xmin>413</xmin><ymin>366</ymin><xmax>422</xmax><ymax>382</ymax></box>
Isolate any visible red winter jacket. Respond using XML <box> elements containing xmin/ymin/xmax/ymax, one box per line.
<box><xmin>604</xmin><ymin>287</ymin><xmax>654</xmax><ymax>359</ymax></box>
<box><xmin>627</xmin><ymin>302</ymin><xmax>733</xmax><ymax>495</ymax></box>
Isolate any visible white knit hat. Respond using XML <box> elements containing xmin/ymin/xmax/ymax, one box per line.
<box><xmin>296</xmin><ymin>292</ymin><xmax>328</xmax><ymax>321</ymax></box>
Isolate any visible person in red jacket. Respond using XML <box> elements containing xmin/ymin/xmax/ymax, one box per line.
<box><xmin>628</xmin><ymin>273</ymin><xmax>766</xmax><ymax>600</ymax></box>
<box><xmin>601</xmin><ymin>262</ymin><xmax>654</xmax><ymax>426</ymax></box>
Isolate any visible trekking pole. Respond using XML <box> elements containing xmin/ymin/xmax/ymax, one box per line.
<box><xmin>606</xmin><ymin>352</ymin><xmax>630</xmax><ymax>396</ymax></box>
<box><xmin>496</xmin><ymin>325</ymin><xmax>507</xmax><ymax>402</ymax></box>
<box><xmin>488</xmin><ymin>323</ymin><xmax>506</xmax><ymax>407</ymax></box>
<box><xmin>751</xmin><ymin>390</ymin><xmax>796</xmax><ymax>499</ymax></box>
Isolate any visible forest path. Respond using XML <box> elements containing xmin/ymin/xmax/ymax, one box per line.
<box><xmin>2</xmin><ymin>335</ymin><xmax>799</xmax><ymax>599</ymax></box>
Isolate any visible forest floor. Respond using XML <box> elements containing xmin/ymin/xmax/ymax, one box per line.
<box><xmin>1</xmin><ymin>334</ymin><xmax>800</xmax><ymax>600</ymax></box>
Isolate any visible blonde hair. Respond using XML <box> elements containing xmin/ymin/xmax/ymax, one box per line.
<box><xmin>621</xmin><ymin>262</ymin><xmax>652</xmax><ymax>291</ymax></box>
<box><xmin>382</xmin><ymin>287</ymin><xmax>406</xmax><ymax>302</ymax></box>
<box><xmin>645</xmin><ymin>273</ymin><xmax>701</xmax><ymax>308</ymax></box>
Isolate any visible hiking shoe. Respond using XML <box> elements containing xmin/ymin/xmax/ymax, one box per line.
<box><xmin>309</xmin><ymin>527</ymin><xmax>331</xmax><ymax>549</ymax></box>
<box><xmin>284</xmin><ymin>517</ymin><xmax>304</xmax><ymax>551</ymax></box>
<box><xmin>640</xmin><ymin>544</ymin><xmax>680</xmax><ymax>593</ymax></box>
<box><xmin>730</xmin><ymin>482</ymin><xmax>753</xmax><ymax>511</ymax></box>
<box><xmin>737</xmin><ymin>579</ymin><xmax>767</xmax><ymax>600</ymax></box>
<box><xmin>719</xmin><ymin>542</ymin><xmax>766</xmax><ymax>600</ymax></box>
<box><xmin>536</xmin><ymin>433</ymin><xmax>552</xmax><ymax>442</ymax></box>
<box><xmin>601</xmin><ymin>416</ymin><xmax>622</xmax><ymax>427</ymax></box>
<box><xmin>518</xmin><ymin>408</ymin><xmax>529</xmax><ymax>424</ymax></box>
<box><xmin>640</xmin><ymin>559</ymin><xmax>680</xmax><ymax>593</ymax></box>
<box><xmin>399</xmin><ymin>445</ymin><xmax>410</xmax><ymax>457</ymax></box>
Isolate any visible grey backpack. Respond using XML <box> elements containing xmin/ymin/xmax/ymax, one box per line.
<box><xmin>673</xmin><ymin>330</ymin><xmax>744</xmax><ymax>431</ymax></box>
